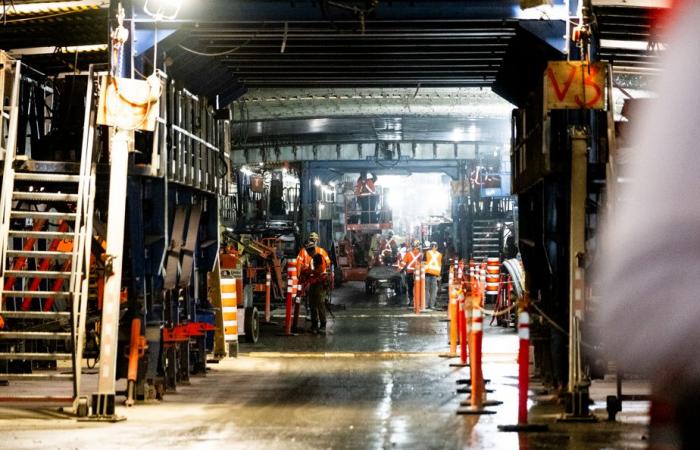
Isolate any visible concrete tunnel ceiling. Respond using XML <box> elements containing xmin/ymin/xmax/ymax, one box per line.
<box><xmin>232</xmin><ymin>87</ymin><xmax>514</xmax><ymax>149</ymax></box>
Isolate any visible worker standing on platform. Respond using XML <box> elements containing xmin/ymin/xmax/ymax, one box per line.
<box><xmin>355</xmin><ymin>171</ymin><xmax>377</xmax><ymax>224</ymax></box>
<box><xmin>401</xmin><ymin>240</ymin><xmax>423</xmax><ymax>306</ymax></box>
<box><xmin>424</xmin><ymin>241</ymin><xmax>442</xmax><ymax>309</ymax></box>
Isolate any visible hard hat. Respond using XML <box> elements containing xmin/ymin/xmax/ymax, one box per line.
<box><xmin>308</xmin><ymin>232</ymin><xmax>320</xmax><ymax>242</ymax></box>
<box><xmin>304</xmin><ymin>240</ymin><xmax>316</xmax><ymax>250</ymax></box>
<box><xmin>431</xmin><ymin>241</ymin><xmax>438</xmax><ymax>247</ymax></box>
<box><xmin>412</xmin><ymin>240</ymin><xmax>421</xmax><ymax>248</ymax></box>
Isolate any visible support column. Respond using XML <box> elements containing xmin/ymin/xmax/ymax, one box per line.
<box><xmin>561</xmin><ymin>126</ymin><xmax>594</xmax><ymax>421</ymax></box>
<box><xmin>93</xmin><ymin>129</ymin><xmax>131</xmax><ymax>418</ymax></box>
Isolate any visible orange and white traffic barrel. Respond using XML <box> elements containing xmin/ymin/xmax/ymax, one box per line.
<box><xmin>485</xmin><ymin>257</ymin><xmax>500</xmax><ymax>298</ymax></box>
<box><xmin>221</xmin><ymin>274</ymin><xmax>239</xmax><ymax>354</ymax></box>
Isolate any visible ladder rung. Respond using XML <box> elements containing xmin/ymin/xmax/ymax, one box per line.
<box><xmin>0</xmin><ymin>311</ymin><xmax>70</xmax><ymax>319</ymax></box>
<box><xmin>4</xmin><ymin>270</ymin><xmax>72</xmax><ymax>279</ymax></box>
<box><xmin>8</xmin><ymin>230</ymin><xmax>74</xmax><ymax>239</ymax></box>
<box><xmin>1</xmin><ymin>290</ymin><xmax>71</xmax><ymax>298</ymax></box>
<box><xmin>6</xmin><ymin>250</ymin><xmax>73</xmax><ymax>258</ymax></box>
<box><xmin>0</xmin><ymin>373</ymin><xmax>73</xmax><ymax>381</ymax></box>
<box><xmin>12</xmin><ymin>192</ymin><xmax>79</xmax><ymax>202</ymax></box>
<box><xmin>10</xmin><ymin>211</ymin><xmax>76</xmax><ymax>221</ymax></box>
<box><xmin>0</xmin><ymin>352</ymin><xmax>72</xmax><ymax>361</ymax></box>
<box><xmin>14</xmin><ymin>173</ymin><xmax>80</xmax><ymax>183</ymax></box>
<box><xmin>0</xmin><ymin>331</ymin><xmax>70</xmax><ymax>340</ymax></box>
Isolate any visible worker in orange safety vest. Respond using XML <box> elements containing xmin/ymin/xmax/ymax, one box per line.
<box><xmin>424</xmin><ymin>241</ymin><xmax>443</xmax><ymax>309</ymax></box>
<box><xmin>297</xmin><ymin>232</ymin><xmax>331</xmax><ymax>275</ymax></box>
<box><xmin>400</xmin><ymin>240</ymin><xmax>423</xmax><ymax>306</ymax></box>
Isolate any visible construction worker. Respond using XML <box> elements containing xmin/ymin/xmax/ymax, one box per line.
<box><xmin>400</xmin><ymin>240</ymin><xmax>423</xmax><ymax>306</ymax></box>
<box><xmin>424</xmin><ymin>241</ymin><xmax>442</xmax><ymax>309</ymax></box>
<box><xmin>298</xmin><ymin>232</ymin><xmax>331</xmax><ymax>273</ymax></box>
<box><xmin>355</xmin><ymin>171</ymin><xmax>377</xmax><ymax>223</ymax></box>
<box><xmin>303</xmin><ymin>253</ymin><xmax>329</xmax><ymax>335</ymax></box>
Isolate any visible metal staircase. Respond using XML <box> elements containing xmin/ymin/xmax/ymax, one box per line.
<box><xmin>471</xmin><ymin>219</ymin><xmax>501</xmax><ymax>261</ymax></box>
<box><xmin>0</xmin><ymin>57</ymin><xmax>98</xmax><ymax>414</ymax></box>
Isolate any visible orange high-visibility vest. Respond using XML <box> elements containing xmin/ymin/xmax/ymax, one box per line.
<box><xmin>424</xmin><ymin>249</ymin><xmax>442</xmax><ymax>276</ymax></box>
<box><xmin>402</xmin><ymin>249</ymin><xmax>422</xmax><ymax>273</ymax></box>
<box><xmin>297</xmin><ymin>246</ymin><xmax>330</xmax><ymax>275</ymax></box>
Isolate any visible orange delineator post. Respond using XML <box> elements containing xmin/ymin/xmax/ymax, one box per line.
<box><xmin>264</xmin><ymin>271</ymin><xmax>272</xmax><ymax>323</ymax></box>
<box><xmin>292</xmin><ymin>269</ymin><xmax>301</xmax><ymax>331</ymax></box>
<box><xmin>420</xmin><ymin>262</ymin><xmax>427</xmax><ymax>311</ymax></box>
<box><xmin>457</xmin><ymin>292</ymin><xmax>498</xmax><ymax>415</ymax></box>
<box><xmin>283</xmin><ymin>263</ymin><xmax>295</xmax><ymax>335</ymax></box>
<box><xmin>498</xmin><ymin>308</ymin><xmax>548</xmax><ymax>431</ymax></box>
<box><xmin>449</xmin><ymin>289</ymin><xmax>469</xmax><ymax>368</ymax></box>
<box><xmin>413</xmin><ymin>269</ymin><xmax>420</xmax><ymax>314</ymax></box>
<box><xmin>449</xmin><ymin>267</ymin><xmax>457</xmax><ymax>355</ymax></box>
<box><xmin>470</xmin><ymin>302</ymin><xmax>484</xmax><ymax>408</ymax></box>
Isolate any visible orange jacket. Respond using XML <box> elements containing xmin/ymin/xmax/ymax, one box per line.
<box><xmin>424</xmin><ymin>249</ymin><xmax>442</xmax><ymax>276</ymax></box>
<box><xmin>297</xmin><ymin>246</ymin><xmax>331</xmax><ymax>275</ymax></box>
<box><xmin>401</xmin><ymin>249</ymin><xmax>422</xmax><ymax>273</ymax></box>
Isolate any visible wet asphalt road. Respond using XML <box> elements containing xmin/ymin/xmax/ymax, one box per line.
<box><xmin>0</xmin><ymin>282</ymin><xmax>649</xmax><ymax>449</ymax></box>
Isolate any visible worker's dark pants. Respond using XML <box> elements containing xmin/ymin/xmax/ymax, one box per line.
<box><xmin>309</xmin><ymin>284</ymin><xmax>327</xmax><ymax>330</ymax></box>
<box><xmin>426</xmin><ymin>274</ymin><xmax>438</xmax><ymax>309</ymax></box>
<box><xmin>405</xmin><ymin>272</ymin><xmax>415</xmax><ymax>305</ymax></box>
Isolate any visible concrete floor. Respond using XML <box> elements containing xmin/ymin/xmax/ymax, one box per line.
<box><xmin>0</xmin><ymin>282</ymin><xmax>650</xmax><ymax>449</ymax></box>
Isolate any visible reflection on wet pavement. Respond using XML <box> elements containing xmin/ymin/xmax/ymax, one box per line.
<box><xmin>0</xmin><ymin>282</ymin><xmax>649</xmax><ymax>449</ymax></box>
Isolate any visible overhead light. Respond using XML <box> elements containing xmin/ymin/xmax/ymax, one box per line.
<box><xmin>144</xmin><ymin>0</ymin><xmax>183</xmax><ymax>20</ymax></box>
<box><xmin>450</xmin><ymin>127</ymin><xmax>465</xmax><ymax>142</ymax></box>
<box><xmin>314</xmin><ymin>178</ymin><xmax>322</xmax><ymax>187</ymax></box>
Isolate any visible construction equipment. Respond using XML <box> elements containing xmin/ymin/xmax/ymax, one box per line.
<box><xmin>0</xmin><ymin>56</ymin><xmax>98</xmax><ymax>416</ymax></box>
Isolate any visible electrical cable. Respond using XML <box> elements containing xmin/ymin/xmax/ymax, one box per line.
<box><xmin>178</xmin><ymin>23</ymin><xmax>268</xmax><ymax>57</ymax></box>
<box><xmin>529</xmin><ymin>301</ymin><xmax>596</xmax><ymax>350</ymax></box>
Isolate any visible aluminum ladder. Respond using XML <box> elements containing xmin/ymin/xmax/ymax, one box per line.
<box><xmin>0</xmin><ymin>57</ymin><xmax>98</xmax><ymax>415</ymax></box>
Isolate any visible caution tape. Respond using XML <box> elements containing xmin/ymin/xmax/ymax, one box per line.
<box><xmin>473</xmin><ymin>302</ymin><xmax>517</xmax><ymax>317</ymax></box>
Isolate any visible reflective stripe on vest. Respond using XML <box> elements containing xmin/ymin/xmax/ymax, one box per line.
<box><xmin>405</xmin><ymin>251</ymin><xmax>421</xmax><ymax>272</ymax></box>
<box><xmin>425</xmin><ymin>250</ymin><xmax>442</xmax><ymax>276</ymax></box>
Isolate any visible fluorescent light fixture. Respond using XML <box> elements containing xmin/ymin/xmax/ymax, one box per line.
<box><xmin>314</xmin><ymin>178</ymin><xmax>322</xmax><ymax>187</ymax></box>
<box><xmin>601</xmin><ymin>39</ymin><xmax>665</xmax><ymax>51</ymax></box>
